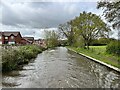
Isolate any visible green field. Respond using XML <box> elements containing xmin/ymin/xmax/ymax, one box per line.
<box><xmin>68</xmin><ymin>46</ymin><xmax>120</xmax><ymax>68</ymax></box>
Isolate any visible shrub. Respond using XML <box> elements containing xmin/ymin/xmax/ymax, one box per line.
<box><xmin>2</xmin><ymin>45</ymin><xmax>43</xmax><ymax>72</ymax></box>
<box><xmin>2</xmin><ymin>49</ymin><xmax>19</xmax><ymax>71</ymax></box>
<box><xmin>91</xmin><ymin>38</ymin><xmax>111</xmax><ymax>46</ymax></box>
<box><xmin>106</xmin><ymin>41</ymin><xmax>120</xmax><ymax>55</ymax></box>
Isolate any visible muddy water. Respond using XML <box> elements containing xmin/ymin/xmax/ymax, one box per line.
<box><xmin>2</xmin><ymin>47</ymin><xmax>120</xmax><ymax>88</ymax></box>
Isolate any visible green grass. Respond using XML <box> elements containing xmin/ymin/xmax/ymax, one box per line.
<box><xmin>67</xmin><ymin>46</ymin><xmax>120</xmax><ymax>69</ymax></box>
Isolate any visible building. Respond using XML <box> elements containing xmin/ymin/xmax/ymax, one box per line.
<box><xmin>34</xmin><ymin>39</ymin><xmax>46</xmax><ymax>47</ymax></box>
<box><xmin>23</xmin><ymin>37</ymin><xmax>34</xmax><ymax>44</ymax></box>
<box><xmin>0</xmin><ymin>32</ymin><xmax>3</xmax><ymax>44</ymax></box>
<box><xmin>20</xmin><ymin>38</ymin><xmax>31</xmax><ymax>45</ymax></box>
<box><xmin>0</xmin><ymin>31</ymin><xmax>22</xmax><ymax>45</ymax></box>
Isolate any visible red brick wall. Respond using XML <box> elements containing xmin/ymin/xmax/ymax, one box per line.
<box><xmin>0</xmin><ymin>35</ymin><xmax>2</xmax><ymax>44</ymax></box>
<box><xmin>2</xmin><ymin>33</ymin><xmax>22</xmax><ymax>44</ymax></box>
<box><xmin>2</xmin><ymin>35</ymin><xmax>5</xmax><ymax>44</ymax></box>
<box><xmin>15</xmin><ymin>33</ymin><xmax>22</xmax><ymax>44</ymax></box>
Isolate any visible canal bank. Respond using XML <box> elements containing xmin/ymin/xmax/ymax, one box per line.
<box><xmin>67</xmin><ymin>47</ymin><xmax>120</xmax><ymax>73</ymax></box>
<box><xmin>2</xmin><ymin>47</ymin><xmax>120</xmax><ymax>88</ymax></box>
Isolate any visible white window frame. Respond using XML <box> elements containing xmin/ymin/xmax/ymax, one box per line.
<box><xmin>5</xmin><ymin>37</ymin><xmax>8</xmax><ymax>39</ymax></box>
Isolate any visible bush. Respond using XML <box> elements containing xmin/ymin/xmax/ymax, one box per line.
<box><xmin>106</xmin><ymin>41</ymin><xmax>120</xmax><ymax>55</ymax></box>
<box><xmin>2</xmin><ymin>49</ymin><xmax>20</xmax><ymax>71</ymax></box>
<box><xmin>91</xmin><ymin>38</ymin><xmax>110</xmax><ymax>46</ymax></box>
<box><xmin>2</xmin><ymin>45</ymin><xmax>43</xmax><ymax>72</ymax></box>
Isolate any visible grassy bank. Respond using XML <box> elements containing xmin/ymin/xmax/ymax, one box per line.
<box><xmin>2</xmin><ymin>45</ymin><xmax>45</xmax><ymax>72</ymax></box>
<box><xmin>67</xmin><ymin>46</ymin><xmax>120</xmax><ymax>69</ymax></box>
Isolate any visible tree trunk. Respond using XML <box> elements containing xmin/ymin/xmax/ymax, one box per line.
<box><xmin>85</xmin><ymin>41</ymin><xmax>90</xmax><ymax>49</ymax></box>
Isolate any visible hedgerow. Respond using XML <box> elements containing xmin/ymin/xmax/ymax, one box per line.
<box><xmin>106</xmin><ymin>41</ymin><xmax>120</xmax><ymax>56</ymax></box>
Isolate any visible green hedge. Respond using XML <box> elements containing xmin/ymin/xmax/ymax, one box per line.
<box><xmin>106</xmin><ymin>41</ymin><xmax>120</xmax><ymax>55</ymax></box>
<box><xmin>91</xmin><ymin>38</ymin><xmax>117</xmax><ymax>46</ymax></box>
<box><xmin>2</xmin><ymin>45</ymin><xmax>43</xmax><ymax>72</ymax></box>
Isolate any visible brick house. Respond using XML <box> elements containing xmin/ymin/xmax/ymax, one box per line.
<box><xmin>0</xmin><ymin>31</ymin><xmax>22</xmax><ymax>45</ymax></box>
<box><xmin>0</xmin><ymin>32</ymin><xmax>3</xmax><ymax>44</ymax></box>
<box><xmin>21</xmin><ymin>38</ymin><xmax>31</xmax><ymax>45</ymax></box>
<box><xmin>34</xmin><ymin>39</ymin><xmax>46</xmax><ymax>47</ymax></box>
<box><xmin>23</xmin><ymin>37</ymin><xmax>34</xmax><ymax>44</ymax></box>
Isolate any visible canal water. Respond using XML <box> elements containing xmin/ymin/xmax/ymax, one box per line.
<box><xmin>2</xmin><ymin>47</ymin><xmax>120</xmax><ymax>88</ymax></box>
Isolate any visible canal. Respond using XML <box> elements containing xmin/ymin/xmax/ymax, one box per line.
<box><xmin>2</xmin><ymin>47</ymin><xmax>120</xmax><ymax>88</ymax></box>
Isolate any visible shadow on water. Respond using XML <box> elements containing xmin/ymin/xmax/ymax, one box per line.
<box><xmin>2</xmin><ymin>47</ymin><xmax>120</xmax><ymax>88</ymax></box>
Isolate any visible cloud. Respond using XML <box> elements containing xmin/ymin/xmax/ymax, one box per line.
<box><xmin>1</xmin><ymin>1</ymin><xmax>101</xmax><ymax>28</ymax></box>
<box><xmin>1</xmin><ymin>0</ymin><xmax>107</xmax><ymax>39</ymax></box>
<box><xmin>1</xmin><ymin>0</ymin><xmax>101</xmax><ymax>3</ymax></box>
<box><xmin>1</xmin><ymin>24</ymin><xmax>58</xmax><ymax>39</ymax></box>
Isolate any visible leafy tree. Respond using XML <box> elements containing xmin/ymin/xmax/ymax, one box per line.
<box><xmin>44</xmin><ymin>30</ymin><xmax>59</xmax><ymax>48</ymax></box>
<box><xmin>59</xmin><ymin>22</ymin><xmax>75</xmax><ymax>46</ymax></box>
<box><xmin>71</xmin><ymin>11</ymin><xmax>110</xmax><ymax>49</ymax></box>
<box><xmin>97</xmin><ymin>1</ymin><xmax>120</xmax><ymax>29</ymax></box>
<box><xmin>106</xmin><ymin>40</ymin><xmax>120</xmax><ymax>56</ymax></box>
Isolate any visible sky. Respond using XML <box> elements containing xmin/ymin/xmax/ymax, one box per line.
<box><xmin>0</xmin><ymin>0</ymin><xmax>117</xmax><ymax>39</ymax></box>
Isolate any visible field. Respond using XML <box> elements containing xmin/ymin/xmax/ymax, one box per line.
<box><xmin>68</xmin><ymin>46</ymin><xmax>120</xmax><ymax>68</ymax></box>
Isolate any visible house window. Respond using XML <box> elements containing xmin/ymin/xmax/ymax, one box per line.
<box><xmin>9</xmin><ymin>41</ymin><xmax>15</xmax><ymax>45</ymax></box>
<box><xmin>11</xmin><ymin>36</ymin><xmax>14</xmax><ymax>39</ymax></box>
<box><xmin>5</xmin><ymin>37</ymin><xmax>8</xmax><ymax>39</ymax></box>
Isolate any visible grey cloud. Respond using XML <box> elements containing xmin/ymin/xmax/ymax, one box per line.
<box><xmin>1</xmin><ymin>1</ymin><xmax>105</xmax><ymax>39</ymax></box>
<box><xmin>2</xmin><ymin>1</ymin><xmax>31</xmax><ymax>26</ymax></box>
<box><xmin>2</xmin><ymin>1</ymin><xmax>81</xmax><ymax>28</ymax></box>
<box><xmin>28</xmin><ymin>2</ymin><xmax>53</xmax><ymax>9</ymax></box>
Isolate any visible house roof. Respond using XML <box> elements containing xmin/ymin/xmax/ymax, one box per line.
<box><xmin>23</xmin><ymin>37</ymin><xmax>34</xmax><ymax>41</ymax></box>
<box><xmin>34</xmin><ymin>39</ymin><xmax>45</xmax><ymax>41</ymax></box>
<box><xmin>21</xmin><ymin>38</ymin><xmax>31</xmax><ymax>43</ymax></box>
<box><xmin>1</xmin><ymin>31</ymin><xmax>22</xmax><ymax>37</ymax></box>
<box><xmin>3</xmin><ymin>32</ymin><xmax>20</xmax><ymax>36</ymax></box>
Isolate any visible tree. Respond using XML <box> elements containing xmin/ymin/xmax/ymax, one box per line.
<box><xmin>58</xmin><ymin>22</ymin><xmax>75</xmax><ymax>46</ymax></box>
<box><xmin>44</xmin><ymin>30</ymin><xmax>59</xmax><ymax>48</ymax></box>
<box><xmin>97</xmin><ymin>1</ymin><xmax>120</xmax><ymax>29</ymax></box>
<box><xmin>71</xmin><ymin>11</ymin><xmax>110</xmax><ymax>49</ymax></box>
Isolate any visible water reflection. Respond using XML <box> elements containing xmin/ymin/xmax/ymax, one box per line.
<box><xmin>2</xmin><ymin>47</ymin><xmax>120</xmax><ymax>88</ymax></box>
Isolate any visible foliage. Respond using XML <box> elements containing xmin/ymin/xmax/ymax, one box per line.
<box><xmin>58</xmin><ymin>40</ymin><xmax>68</xmax><ymax>46</ymax></box>
<box><xmin>59</xmin><ymin>12</ymin><xmax>110</xmax><ymax>48</ymax></box>
<box><xmin>91</xmin><ymin>38</ymin><xmax>110</xmax><ymax>46</ymax></box>
<box><xmin>44</xmin><ymin>30</ymin><xmax>59</xmax><ymax>48</ymax></box>
<box><xmin>106</xmin><ymin>41</ymin><xmax>120</xmax><ymax>55</ymax></box>
<box><xmin>2</xmin><ymin>45</ymin><xmax>43</xmax><ymax>72</ymax></box>
<box><xmin>72</xmin><ymin>35</ymin><xmax>84</xmax><ymax>48</ymax></box>
<box><xmin>70</xmin><ymin>11</ymin><xmax>110</xmax><ymax>49</ymax></box>
<box><xmin>59</xmin><ymin>23</ymin><xmax>75</xmax><ymax>46</ymax></box>
<box><xmin>97</xmin><ymin>1</ymin><xmax>120</xmax><ymax>29</ymax></box>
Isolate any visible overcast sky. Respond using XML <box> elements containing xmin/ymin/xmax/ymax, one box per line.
<box><xmin>0</xmin><ymin>0</ymin><xmax>117</xmax><ymax>39</ymax></box>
